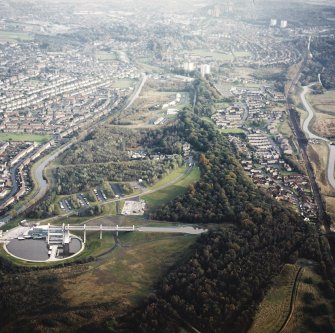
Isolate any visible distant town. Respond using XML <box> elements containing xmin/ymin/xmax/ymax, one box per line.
<box><xmin>0</xmin><ymin>0</ymin><xmax>333</xmax><ymax>221</ymax></box>
<box><xmin>1</xmin><ymin>1</ymin><xmax>335</xmax><ymax>332</ymax></box>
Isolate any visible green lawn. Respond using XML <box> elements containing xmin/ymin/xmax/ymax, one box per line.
<box><xmin>102</xmin><ymin>202</ymin><xmax>117</xmax><ymax>215</ymax></box>
<box><xmin>233</xmin><ymin>51</ymin><xmax>251</xmax><ymax>58</ymax></box>
<box><xmin>143</xmin><ymin>167</ymin><xmax>201</xmax><ymax>209</ymax></box>
<box><xmin>148</xmin><ymin>166</ymin><xmax>188</xmax><ymax>191</ymax></box>
<box><xmin>0</xmin><ymin>30</ymin><xmax>33</xmax><ymax>41</ymax></box>
<box><xmin>201</xmin><ymin>116</ymin><xmax>215</xmax><ymax>125</ymax></box>
<box><xmin>62</xmin><ymin>232</ymin><xmax>197</xmax><ymax>308</ymax></box>
<box><xmin>0</xmin><ymin>133</ymin><xmax>51</xmax><ymax>143</ymax></box>
<box><xmin>191</xmin><ymin>49</ymin><xmax>234</xmax><ymax>61</ymax></box>
<box><xmin>111</xmin><ymin>79</ymin><xmax>135</xmax><ymax>89</ymax></box>
<box><xmin>137</xmin><ymin>60</ymin><xmax>162</xmax><ymax>73</ymax></box>
<box><xmin>77</xmin><ymin>232</ymin><xmax>116</xmax><ymax>258</ymax></box>
<box><xmin>220</xmin><ymin>128</ymin><xmax>245</xmax><ymax>134</ymax></box>
<box><xmin>96</xmin><ymin>51</ymin><xmax>117</xmax><ymax>61</ymax></box>
<box><xmin>214</xmin><ymin>102</ymin><xmax>230</xmax><ymax>109</ymax></box>
<box><xmin>0</xmin><ymin>218</ymin><xmax>20</xmax><ymax>231</ymax></box>
<box><xmin>249</xmin><ymin>264</ymin><xmax>300</xmax><ymax>333</ymax></box>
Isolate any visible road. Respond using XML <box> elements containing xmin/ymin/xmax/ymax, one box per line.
<box><xmin>27</xmin><ymin>75</ymin><xmax>151</xmax><ymax>203</ymax></box>
<box><xmin>0</xmin><ymin>226</ymin><xmax>30</xmax><ymax>242</ymax></box>
<box><xmin>0</xmin><ymin>73</ymin><xmax>149</xmax><ymax>223</ymax></box>
<box><xmin>0</xmin><ymin>140</ymin><xmax>78</xmax><ymax>224</ymax></box>
<box><xmin>0</xmin><ymin>147</ymin><xmax>48</xmax><ymax>207</ymax></box>
<box><xmin>285</xmin><ymin>45</ymin><xmax>331</xmax><ymax>230</ymax></box>
<box><xmin>124</xmin><ymin>72</ymin><xmax>147</xmax><ymax>110</ymax></box>
<box><xmin>0</xmin><ymin>163</ymin><xmax>20</xmax><ymax>206</ymax></box>
<box><xmin>300</xmin><ymin>84</ymin><xmax>335</xmax><ymax>191</ymax></box>
<box><xmin>29</xmin><ymin>74</ymin><xmax>147</xmax><ymax>218</ymax></box>
<box><xmin>286</xmin><ymin>37</ymin><xmax>335</xmax><ymax>258</ymax></box>
<box><xmin>101</xmin><ymin>165</ymin><xmax>194</xmax><ymax>207</ymax></box>
<box><xmin>19</xmin><ymin>165</ymin><xmax>195</xmax><ymax>228</ymax></box>
<box><xmin>300</xmin><ymin>85</ymin><xmax>328</xmax><ymax>142</ymax></box>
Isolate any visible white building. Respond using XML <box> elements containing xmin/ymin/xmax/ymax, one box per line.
<box><xmin>183</xmin><ymin>62</ymin><xmax>195</xmax><ymax>72</ymax></box>
<box><xmin>280</xmin><ymin>20</ymin><xmax>288</xmax><ymax>28</ymax></box>
<box><xmin>200</xmin><ymin>64</ymin><xmax>211</xmax><ymax>77</ymax></box>
<box><xmin>270</xmin><ymin>19</ymin><xmax>277</xmax><ymax>27</ymax></box>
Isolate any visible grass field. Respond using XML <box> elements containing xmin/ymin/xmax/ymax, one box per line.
<box><xmin>0</xmin><ymin>30</ymin><xmax>33</xmax><ymax>41</ymax></box>
<box><xmin>201</xmin><ymin>116</ymin><xmax>215</xmax><ymax>125</ymax></box>
<box><xmin>308</xmin><ymin>90</ymin><xmax>335</xmax><ymax>115</ymax></box>
<box><xmin>220</xmin><ymin>128</ymin><xmax>245</xmax><ymax>134</ymax></box>
<box><xmin>214</xmin><ymin>102</ymin><xmax>230</xmax><ymax>109</ymax></box>
<box><xmin>296</xmin><ymin>106</ymin><xmax>309</xmax><ymax>128</ymax></box>
<box><xmin>325</xmin><ymin>196</ymin><xmax>335</xmax><ymax>228</ymax></box>
<box><xmin>281</xmin><ymin>265</ymin><xmax>335</xmax><ymax>333</ymax></box>
<box><xmin>96</xmin><ymin>51</ymin><xmax>117</xmax><ymax>61</ymax></box>
<box><xmin>102</xmin><ymin>201</ymin><xmax>117</xmax><ymax>215</ymax></box>
<box><xmin>111</xmin><ymin>79</ymin><xmax>135</xmax><ymax>89</ymax></box>
<box><xmin>233</xmin><ymin>51</ymin><xmax>251</xmax><ymax>58</ymax></box>
<box><xmin>137</xmin><ymin>59</ymin><xmax>162</xmax><ymax>73</ymax></box>
<box><xmin>308</xmin><ymin>142</ymin><xmax>332</xmax><ymax>195</ymax></box>
<box><xmin>250</xmin><ymin>263</ymin><xmax>335</xmax><ymax>333</ymax></box>
<box><xmin>62</xmin><ymin>232</ymin><xmax>197</xmax><ymax>308</ymax></box>
<box><xmin>277</xmin><ymin>118</ymin><xmax>292</xmax><ymax>137</ymax></box>
<box><xmin>148</xmin><ymin>166</ymin><xmax>188</xmax><ymax>191</ymax></box>
<box><xmin>77</xmin><ymin>232</ymin><xmax>116</xmax><ymax>258</ymax></box>
<box><xmin>143</xmin><ymin>166</ymin><xmax>201</xmax><ymax>209</ymax></box>
<box><xmin>228</xmin><ymin>67</ymin><xmax>254</xmax><ymax>79</ymax></box>
<box><xmin>249</xmin><ymin>264</ymin><xmax>301</xmax><ymax>333</ymax></box>
<box><xmin>190</xmin><ymin>49</ymin><xmax>250</xmax><ymax>62</ymax></box>
<box><xmin>0</xmin><ymin>231</ymin><xmax>199</xmax><ymax>331</ymax></box>
<box><xmin>191</xmin><ymin>49</ymin><xmax>234</xmax><ymax>61</ymax></box>
<box><xmin>0</xmin><ymin>133</ymin><xmax>51</xmax><ymax>142</ymax></box>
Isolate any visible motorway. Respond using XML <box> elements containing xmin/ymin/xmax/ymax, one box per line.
<box><xmin>300</xmin><ymin>85</ymin><xmax>335</xmax><ymax>191</ymax></box>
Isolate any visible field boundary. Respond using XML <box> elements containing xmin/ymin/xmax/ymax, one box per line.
<box><xmin>277</xmin><ymin>266</ymin><xmax>304</xmax><ymax>333</ymax></box>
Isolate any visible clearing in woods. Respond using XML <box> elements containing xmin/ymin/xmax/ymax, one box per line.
<box><xmin>143</xmin><ymin>166</ymin><xmax>201</xmax><ymax>210</ymax></box>
<box><xmin>61</xmin><ymin>232</ymin><xmax>197</xmax><ymax>308</ymax></box>
<box><xmin>281</xmin><ymin>265</ymin><xmax>335</xmax><ymax>333</ymax></box>
<box><xmin>248</xmin><ymin>264</ymin><xmax>301</xmax><ymax>333</ymax></box>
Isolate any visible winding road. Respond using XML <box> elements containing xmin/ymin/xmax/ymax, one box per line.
<box><xmin>1</xmin><ymin>73</ymin><xmax>149</xmax><ymax>223</ymax></box>
<box><xmin>0</xmin><ymin>164</ymin><xmax>20</xmax><ymax>206</ymax></box>
<box><xmin>124</xmin><ymin>72</ymin><xmax>147</xmax><ymax>110</ymax></box>
<box><xmin>300</xmin><ymin>85</ymin><xmax>335</xmax><ymax>191</ymax></box>
<box><xmin>25</xmin><ymin>73</ymin><xmax>148</xmax><ymax>209</ymax></box>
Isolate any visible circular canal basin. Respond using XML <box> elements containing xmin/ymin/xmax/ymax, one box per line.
<box><xmin>5</xmin><ymin>238</ymin><xmax>82</xmax><ymax>262</ymax></box>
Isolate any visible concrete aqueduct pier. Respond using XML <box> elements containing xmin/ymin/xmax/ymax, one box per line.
<box><xmin>3</xmin><ymin>224</ymin><xmax>207</xmax><ymax>263</ymax></box>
